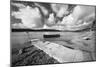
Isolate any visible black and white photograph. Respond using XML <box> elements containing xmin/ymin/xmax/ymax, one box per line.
<box><xmin>11</xmin><ymin>0</ymin><xmax>96</xmax><ymax>67</ymax></box>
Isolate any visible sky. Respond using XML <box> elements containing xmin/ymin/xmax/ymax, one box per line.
<box><xmin>11</xmin><ymin>1</ymin><xmax>95</xmax><ymax>30</ymax></box>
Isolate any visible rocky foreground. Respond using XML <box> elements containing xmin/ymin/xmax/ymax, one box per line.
<box><xmin>11</xmin><ymin>42</ymin><xmax>59</xmax><ymax>67</ymax></box>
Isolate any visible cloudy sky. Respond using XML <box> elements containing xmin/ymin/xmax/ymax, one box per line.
<box><xmin>11</xmin><ymin>1</ymin><xmax>95</xmax><ymax>30</ymax></box>
<box><xmin>11</xmin><ymin>1</ymin><xmax>73</xmax><ymax>29</ymax></box>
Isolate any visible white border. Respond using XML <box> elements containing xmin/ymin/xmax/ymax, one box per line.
<box><xmin>0</xmin><ymin>0</ymin><xmax>98</xmax><ymax>67</ymax></box>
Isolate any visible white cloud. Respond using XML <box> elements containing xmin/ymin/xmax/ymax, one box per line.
<box><xmin>51</xmin><ymin>4</ymin><xmax>69</xmax><ymax>18</ymax></box>
<box><xmin>11</xmin><ymin>3</ymin><xmax>43</xmax><ymax>28</ymax></box>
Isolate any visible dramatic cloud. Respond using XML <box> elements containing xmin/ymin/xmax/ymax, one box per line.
<box><xmin>11</xmin><ymin>3</ymin><xmax>43</xmax><ymax>28</ymax></box>
<box><xmin>70</xmin><ymin>5</ymin><xmax>95</xmax><ymax>24</ymax></box>
<box><xmin>34</xmin><ymin>3</ymin><xmax>49</xmax><ymax>16</ymax></box>
<box><xmin>59</xmin><ymin>5</ymin><xmax>95</xmax><ymax>30</ymax></box>
<box><xmin>11</xmin><ymin>2</ymin><xmax>95</xmax><ymax>30</ymax></box>
<box><xmin>51</xmin><ymin>4</ymin><xmax>69</xmax><ymax>18</ymax></box>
